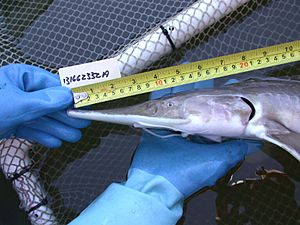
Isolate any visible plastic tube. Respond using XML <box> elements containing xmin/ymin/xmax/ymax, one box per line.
<box><xmin>118</xmin><ymin>0</ymin><xmax>250</xmax><ymax>75</ymax></box>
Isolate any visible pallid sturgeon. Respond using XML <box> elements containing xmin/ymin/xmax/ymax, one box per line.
<box><xmin>67</xmin><ymin>77</ymin><xmax>300</xmax><ymax>161</ymax></box>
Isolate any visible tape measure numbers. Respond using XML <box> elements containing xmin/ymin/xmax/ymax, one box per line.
<box><xmin>72</xmin><ymin>40</ymin><xmax>300</xmax><ymax>108</ymax></box>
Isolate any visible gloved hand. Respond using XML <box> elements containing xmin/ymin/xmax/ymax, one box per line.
<box><xmin>128</xmin><ymin>133</ymin><xmax>261</xmax><ymax>198</ymax></box>
<box><xmin>0</xmin><ymin>64</ymin><xmax>90</xmax><ymax>148</ymax></box>
<box><xmin>69</xmin><ymin>78</ymin><xmax>262</xmax><ymax>225</ymax></box>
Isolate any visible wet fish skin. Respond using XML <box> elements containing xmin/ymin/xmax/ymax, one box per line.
<box><xmin>67</xmin><ymin>77</ymin><xmax>300</xmax><ymax>161</ymax></box>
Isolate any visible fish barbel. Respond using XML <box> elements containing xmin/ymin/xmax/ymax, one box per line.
<box><xmin>67</xmin><ymin>77</ymin><xmax>300</xmax><ymax>161</ymax></box>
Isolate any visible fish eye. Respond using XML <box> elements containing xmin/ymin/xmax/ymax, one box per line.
<box><xmin>167</xmin><ymin>102</ymin><xmax>174</xmax><ymax>107</ymax></box>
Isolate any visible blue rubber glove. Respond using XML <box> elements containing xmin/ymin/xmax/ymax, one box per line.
<box><xmin>129</xmin><ymin>134</ymin><xmax>261</xmax><ymax>198</ymax></box>
<box><xmin>0</xmin><ymin>64</ymin><xmax>90</xmax><ymax>148</ymax></box>
<box><xmin>69</xmin><ymin>78</ymin><xmax>262</xmax><ymax>225</ymax></box>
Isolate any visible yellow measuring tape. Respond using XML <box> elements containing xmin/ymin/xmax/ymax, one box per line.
<box><xmin>72</xmin><ymin>40</ymin><xmax>300</xmax><ymax>108</ymax></box>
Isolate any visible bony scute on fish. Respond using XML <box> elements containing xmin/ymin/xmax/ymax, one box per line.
<box><xmin>67</xmin><ymin>77</ymin><xmax>300</xmax><ymax>162</ymax></box>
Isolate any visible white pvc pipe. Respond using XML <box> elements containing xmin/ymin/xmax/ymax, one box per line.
<box><xmin>0</xmin><ymin>138</ymin><xmax>57</xmax><ymax>225</ymax></box>
<box><xmin>118</xmin><ymin>0</ymin><xmax>250</xmax><ymax>75</ymax></box>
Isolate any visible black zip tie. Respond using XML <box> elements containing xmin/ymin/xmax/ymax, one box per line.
<box><xmin>26</xmin><ymin>198</ymin><xmax>48</xmax><ymax>214</ymax></box>
<box><xmin>160</xmin><ymin>25</ymin><xmax>176</xmax><ymax>50</ymax></box>
<box><xmin>8</xmin><ymin>164</ymin><xmax>33</xmax><ymax>182</ymax></box>
<box><xmin>7</xmin><ymin>165</ymin><xmax>49</xmax><ymax>214</ymax></box>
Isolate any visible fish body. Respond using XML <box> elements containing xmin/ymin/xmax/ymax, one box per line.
<box><xmin>67</xmin><ymin>77</ymin><xmax>300</xmax><ymax>161</ymax></box>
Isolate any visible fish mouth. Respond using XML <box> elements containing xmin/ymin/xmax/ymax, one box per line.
<box><xmin>131</xmin><ymin>116</ymin><xmax>190</xmax><ymax>130</ymax></box>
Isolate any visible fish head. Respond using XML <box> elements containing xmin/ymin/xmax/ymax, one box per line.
<box><xmin>68</xmin><ymin>93</ymin><xmax>254</xmax><ymax>137</ymax></box>
<box><xmin>114</xmin><ymin>96</ymin><xmax>191</xmax><ymax>130</ymax></box>
<box><xmin>66</xmin><ymin>96</ymin><xmax>192</xmax><ymax>131</ymax></box>
<box><xmin>112</xmin><ymin>93</ymin><xmax>253</xmax><ymax>137</ymax></box>
<box><xmin>178</xmin><ymin>94</ymin><xmax>254</xmax><ymax>137</ymax></box>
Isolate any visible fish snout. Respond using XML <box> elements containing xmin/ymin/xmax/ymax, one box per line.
<box><xmin>143</xmin><ymin>101</ymin><xmax>159</xmax><ymax>115</ymax></box>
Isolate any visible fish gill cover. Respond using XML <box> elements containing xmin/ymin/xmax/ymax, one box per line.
<box><xmin>0</xmin><ymin>0</ymin><xmax>299</xmax><ymax>224</ymax></box>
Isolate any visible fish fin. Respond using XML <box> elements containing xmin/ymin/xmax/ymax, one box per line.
<box><xmin>190</xmin><ymin>135</ymin><xmax>223</xmax><ymax>143</ymax></box>
<box><xmin>202</xmin><ymin>135</ymin><xmax>223</xmax><ymax>142</ymax></box>
<box><xmin>260</xmin><ymin>120</ymin><xmax>300</xmax><ymax>161</ymax></box>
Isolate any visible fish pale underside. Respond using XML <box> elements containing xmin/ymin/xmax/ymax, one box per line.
<box><xmin>67</xmin><ymin>76</ymin><xmax>300</xmax><ymax>162</ymax></box>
